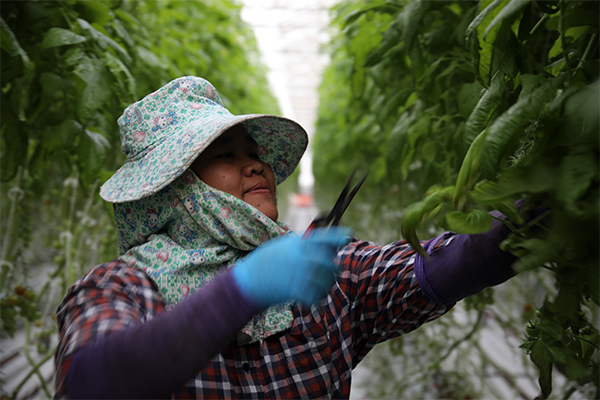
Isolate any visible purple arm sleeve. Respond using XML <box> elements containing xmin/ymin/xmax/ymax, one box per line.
<box><xmin>414</xmin><ymin>211</ymin><xmax>517</xmax><ymax>305</ymax></box>
<box><xmin>64</xmin><ymin>272</ymin><xmax>262</xmax><ymax>399</ymax></box>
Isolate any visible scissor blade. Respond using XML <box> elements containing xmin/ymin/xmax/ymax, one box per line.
<box><xmin>321</xmin><ymin>169</ymin><xmax>357</xmax><ymax>226</ymax></box>
<box><xmin>331</xmin><ymin>172</ymin><xmax>368</xmax><ymax>226</ymax></box>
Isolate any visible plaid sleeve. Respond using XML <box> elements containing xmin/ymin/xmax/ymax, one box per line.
<box><xmin>53</xmin><ymin>259</ymin><xmax>164</xmax><ymax>397</ymax></box>
<box><xmin>336</xmin><ymin>233</ymin><xmax>455</xmax><ymax>364</ymax></box>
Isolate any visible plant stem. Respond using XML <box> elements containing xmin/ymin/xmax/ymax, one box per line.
<box><xmin>562</xmin><ymin>385</ymin><xmax>577</xmax><ymax>400</ymax></box>
<box><xmin>72</xmin><ymin>180</ymin><xmax>99</xmax><ymax>279</ymax></box>
<box><xmin>10</xmin><ymin>347</ymin><xmax>55</xmax><ymax>399</ymax></box>
<box><xmin>473</xmin><ymin>341</ymin><xmax>531</xmax><ymax>400</ymax></box>
<box><xmin>517</xmin><ymin>13</ymin><xmax>550</xmax><ymax>51</ymax></box>
<box><xmin>63</xmin><ymin>177</ymin><xmax>78</xmax><ymax>291</ymax></box>
<box><xmin>576</xmin><ymin>33</ymin><xmax>598</xmax><ymax>72</ymax></box>
<box><xmin>1</xmin><ymin>167</ymin><xmax>23</xmax><ymax>290</ymax></box>
<box><xmin>530</xmin><ymin>13</ymin><xmax>549</xmax><ymax>37</ymax></box>
<box><xmin>434</xmin><ymin>308</ymin><xmax>485</xmax><ymax>367</ymax></box>
<box><xmin>559</xmin><ymin>0</ymin><xmax>573</xmax><ymax>85</ymax></box>
<box><xmin>13</xmin><ymin>320</ymin><xmax>53</xmax><ymax>399</ymax></box>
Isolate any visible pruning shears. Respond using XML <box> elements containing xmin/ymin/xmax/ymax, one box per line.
<box><xmin>304</xmin><ymin>169</ymin><xmax>368</xmax><ymax>236</ymax></box>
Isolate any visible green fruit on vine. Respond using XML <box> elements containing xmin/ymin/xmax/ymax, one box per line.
<box><xmin>6</xmin><ymin>295</ymin><xmax>18</xmax><ymax>307</ymax></box>
<box><xmin>14</xmin><ymin>285</ymin><xmax>26</xmax><ymax>296</ymax></box>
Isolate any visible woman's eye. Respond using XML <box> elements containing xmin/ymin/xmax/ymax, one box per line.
<box><xmin>216</xmin><ymin>152</ymin><xmax>233</xmax><ymax>158</ymax></box>
<box><xmin>250</xmin><ymin>153</ymin><xmax>260</xmax><ymax>159</ymax></box>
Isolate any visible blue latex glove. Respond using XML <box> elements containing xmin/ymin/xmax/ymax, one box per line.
<box><xmin>232</xmin><ymin>227</ymin><xmax>352</xmax><ymax>307</ymax></box>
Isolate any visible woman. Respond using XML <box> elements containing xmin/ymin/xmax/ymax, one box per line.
<box><xmin>55</xmin><ymin>76</ymin><xmax>519</xmax><ymax>399</ymax></box>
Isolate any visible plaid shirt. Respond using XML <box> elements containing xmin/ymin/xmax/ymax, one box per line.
<box><xmin>55</xmin><ymin>236</ymin><xmax>453</xmax><ymax>399</ymax></box>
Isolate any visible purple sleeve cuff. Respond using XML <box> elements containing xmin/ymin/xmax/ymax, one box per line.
<box><xmin>65</xmin><ymin>271</ymin><xmax>262</xmax><ymax>399</ymax></box>
<box><xmin>414</xmin><ymin>236</ymin><xmax>450</xmax><ymax>305</ymax></box>
<box><xmin>414</xmin><ymin>212</ymin><xmax>517</xmax><ymax>306</ymax></box>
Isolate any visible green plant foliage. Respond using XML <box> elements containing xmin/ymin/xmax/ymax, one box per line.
<box><xmin>315</xmin><ymin>0</ymin><xmax>598</xmax><ymax>398</ymax></box>
<box><xmin>0</xmin><ymin>1</ymin><xmax>277</xmax><ymax>397</ymax></box>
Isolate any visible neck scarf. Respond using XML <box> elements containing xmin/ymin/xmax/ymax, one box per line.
<box><xmin>113</xmin><ymin>170</ymin><xmax>294</xmax><ymax>345</ymax></box>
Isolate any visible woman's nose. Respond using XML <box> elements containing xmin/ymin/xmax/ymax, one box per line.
<box><xmin>242</xmin><ymin>157</ymin><xmax>264</xmax><ymax>176</ymax></box>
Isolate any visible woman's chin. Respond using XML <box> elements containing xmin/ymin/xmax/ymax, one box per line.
<box><xmin>245</xmin><ymin>194</ymin><xmax>278</xmax><ymax>219</ymax></box>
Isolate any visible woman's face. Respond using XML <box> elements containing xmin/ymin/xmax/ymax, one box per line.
<box><xmin>191</xmin><ymin>125</ymin><xmax>279</xmax><ymax>221</ymax></box>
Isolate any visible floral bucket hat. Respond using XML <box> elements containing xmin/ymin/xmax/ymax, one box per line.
<box><xmin>100</xmin><ymin>76</ymin><xmax>308</xmax><ymax>203</ymax></box>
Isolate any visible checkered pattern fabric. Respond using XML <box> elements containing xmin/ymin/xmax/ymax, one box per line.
<box><xmin>55</xmin><ymin>235</ymin><xmax>454</xmax><ymax>399</ymax></box>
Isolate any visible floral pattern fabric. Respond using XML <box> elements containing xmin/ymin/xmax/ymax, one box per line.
<box><xmin>114</xmin><ymin>169</ymin><xmax>294</xmax><ymax>344</ymax></box>
<box><xmin>100</xmin><ymin>76</ymin><xmax>308</xmax><ymax>203</ymax></box>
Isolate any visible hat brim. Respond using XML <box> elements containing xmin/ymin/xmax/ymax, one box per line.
<box><xmin>100</xmin><ymin>113</ymin><xmax>308</xmax><ymax>203</ymax></box>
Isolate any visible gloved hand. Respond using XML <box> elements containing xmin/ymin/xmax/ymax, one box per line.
<box><xmin>232</xmin><ymin>227</ymin><xmax>352</xmax><ymax>308</ymax></box>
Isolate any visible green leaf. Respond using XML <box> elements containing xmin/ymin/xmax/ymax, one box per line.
<box><xmin>453</xmin><ymin>127</ymin><xmax>489</xmax><ymax>209</ymax></box>
<box><xmin>464</xmin><ymin>72</ymin><xmax>504</xmax><ymax>143</ymax></box>
<box><xmin>136</xmin><ymin>46</ymin><xmax>167</xmax><ymax>69</ymax></box>
<box><xmin>457</xmin><ymin>81</ymin><xmax>483</xmax><ymax>118</ymax></box>
<box><xmin>386</xmin><ymin>113</ymin><xmax>413</xmax><ymax>181</ymax></box>
<box><xmin>408</xmin><ymin>40</ymin><xmax>426</xmax><ymax>85</ymax></box>
<box><xmin>78</xmin><ymin>128</ymin><xmax>110</xmax><ymax>183</ymax></box>
<box><xmin>364</xmin><ymin>23</ymin><xmax>402</xmax><ymax>67</ymax></box>
<box><xmin>472</xmin><ymin>159</ymin><xmax>558</xmax><ymax>203</ymax></box>
<box><xmin>74</xmin><ymin>56</ymin><xmax>101</xmax><ymax>84</ymax></box>
<box><xmin>511</xmin><ymin>238</ymin><xmax>556</xmax><ymax>272</ymax></box>
<box><xmin>483</xmin><ymin>0</ymin><xmax>531</xmax><ymax>40</ymax></box>
<box><xmin>401</xmin><ymin>186</ymin><xmax>454</xmax><ymax>256</ymax></box>
<box><xmin>377</xmin><ymin>87</ymin><xmax>413</xmax><ymax>125</ymax></box>
<box><xmin>472</xmin><ymin>0</ymin><xmax>505</xmax><ymax>86</ymax></box>
<box><xmin>441</xmin><ymin>209</ymin><xmax>493</xmax><ymax>234</ymax></box>
<box><xmin>518</xmin><ymin>74</ymin><xmax>546</xmax><ymax>99</ymax></box>
<box><xmin>114</xmin><ymin>9</ymin><xmax>141</xmax><ymax>29</ymax></box>
<box><xmin>341</xmin><ymin>2</ymin><xmax>399</xmax><ymax>30</ymax></box>
<box><xmin>556</xmin><ymin>152</ymin><xmax>597</xmax><ymax>204</ymax></box>
<box><xmin>57</xmin><ymin>119</ymin><xmax>84</xmax><ymax>149</ymax></box>
<box><xmin>480</xmin><ymin>73</ymin><xmax>566</xmax><ymax>180</ymax></box>
<box><xmin>400</xmin><ymin>115</ymin><xmax>429</xmax><ymax>179</ymax></box>
<box><xmin>76</xmin><ymin>0</ymin><xmax>113</xmax><ymax>25</ymax></box>
<box><xmin>419</xmin><ymin>56</ymin><xmax>449</xmax><ymax>85</ymax></box>
<box><xmin>530</xmin><ymin>340</ymin><xmax>553</xmax><ymax>398</ymax></box>
<box><xmin>469</xmin><ymin>30</ymin><xmax>483</xmax><ymax>86</ymax></box>
<box><xmin>544</xmin><ymin>56</ymin><xmax>565</xmax><ymax>76</ymax></box>
<box><xmin>1</xmin><ymin>18</ymin><xmax>35</xmax><ymax>121</ymax></box>
<box><xmin>421</xmin><ymin>141</ymin><xmax>437</xmax><ymax>162</ymax></box>
<box><xmin>565</xmin><ymin>80</ymin><xmax>600</xmax><ymax>134</ymax></box>
<box><xmin>103</xmin><ymin>51</ymin><xmax>137</xmax><ymax>102</ymax></box>
<box><xmin>465</xmin><ymin>0</ymin><xmax>503</xmax><ymax>39</ymax></box>
<box><xmin>351</xmin><ymin>66</ymin><xmax>366</xmax><ymax>98</ymax></box>
<box><xmin>545</xmin><ymin>6</ymin><xmax>599</xmax><ymax>33</ymax></box>
<box><xmin>40</xmin><ymin>27</ymin><xmax>86</xmax><ymax>50</ymax></box>
<box><xmin>74</xmin><ymin>57</ymin><xmax>112</xmax><ymax>121</ymax></box>
<box><xmin>78</xmin><ymin>82</ymin><xmax>112</xmax><ymax>122</ymax></box>
<box><xmin>0</xmin><ymin>101</ymin><xmax>28</xmax><ymax>182</ymax></box>
<box><xmin>78</xmin><ymin>18</ymin><xmax>132</xmax><ymax>65</ymax></box>
<box><xmin>400</xmin><ymin>0</ymin><xmax>431</xmax><ymax>50</ymax></box>
<box><xmin>40</xmin><ymin>72</ymin><xmax>75</xmax><ymax>100</ymax></box>
<box><xmin>489</xmin><ymin>199</ymin><xmax>523</xmax><ymax>225</ymax></box>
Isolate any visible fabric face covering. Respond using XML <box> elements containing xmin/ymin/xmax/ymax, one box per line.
<box><xmin>114</xmin><ymin>170</ymin><xmax>294</xmax><ymax>345</ymax></box>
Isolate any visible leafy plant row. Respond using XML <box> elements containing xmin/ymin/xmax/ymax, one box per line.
<box><xmin>0</xmin><ymin>1</ymin><xmax>276</xmax><ymax>397</ymax></box>
<box><xmin>314</xmin><ymin>0</ymin><xmax>598</xmax><ymax>398</ymax></box>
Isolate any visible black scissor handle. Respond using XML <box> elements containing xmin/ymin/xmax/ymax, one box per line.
<box><xmin>305</xmin><ymin>169</ymin><xmax>368</xmax><ymax>235</ymax></box>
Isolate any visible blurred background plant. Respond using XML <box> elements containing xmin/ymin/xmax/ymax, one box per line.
<box><xmin>314</xmin><ymin>0</ymin><xmax>598</xmax><ymax>398</ymax></box>
<box><xmin>0</xmin><ymin>0</ymin><xmax>278</xmax><ymax>397</ymax></box>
